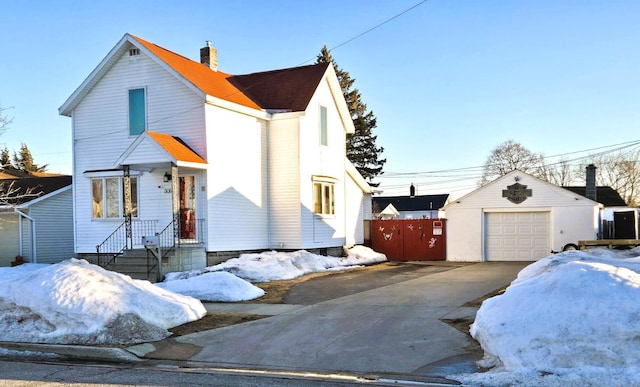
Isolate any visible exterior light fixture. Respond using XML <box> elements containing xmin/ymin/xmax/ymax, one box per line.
<box><xmin>163</xmin><ymin>172</ymin><xmax>172</xmax><ymax>182</ymax></box>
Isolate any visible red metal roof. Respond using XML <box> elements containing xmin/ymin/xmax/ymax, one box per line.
<box><xmin>131</xmin><ymin>35</ymin><xmax>329</xmax><ymax>113</ymax></box>
<box><xmin>146</xmin><ymin>131</ymin><xmax>206</xmax><ymax>164</ymax></box>
<box><xmin>131</xmin><ymin>35</ymin><xmax>261</xmax><ymax>110</ymax></box>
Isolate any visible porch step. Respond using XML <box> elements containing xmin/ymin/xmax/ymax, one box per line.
<box><xmin>104</xmin><ymin>250</ymin><xmax>170</xmax><ymax>283</ymax></box>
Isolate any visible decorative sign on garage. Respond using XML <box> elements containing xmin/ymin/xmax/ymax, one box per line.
<box><xmin>502</xmin><ymin>182</ymin><xmax>532</xmax><ymax>204</ymax></box>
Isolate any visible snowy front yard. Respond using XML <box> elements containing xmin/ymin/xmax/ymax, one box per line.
<box><xmin>3</xmin><ymin>244</ymin><xmax>640</xmax><ymax>385</ymax></box>
<box><xmin>0</xmin><ymin>246</ymin><xmax>385</xmax><ymax>345</ymax></box>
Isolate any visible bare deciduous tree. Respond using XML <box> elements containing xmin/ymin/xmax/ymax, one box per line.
<box><xmin>480</xmin><ymin>140</ymin><xmax>545</xmax><ymax>185</ymax></box>
<box><xmin>0</xmin><ymin>181</ymin><xmax>41</xmax><ymax>206</ymax></box>
<box><xmin>539</xmin><ymin>159</ymin><xmax>575</xmax><ymax>187</ymax></box>
<box><xmin>0</xmin><ymin>105</ymin><xmax>12</xmax><ymax>136</ymax></box>
<box><xmin>590</xmin><ymin>149</ymin><xmax>640</xmax><ymax>207</ymax></box>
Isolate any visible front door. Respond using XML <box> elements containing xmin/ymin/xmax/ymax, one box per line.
<box><xmin>179</xmin><ymin>175</ymin><xmax>196</xmax><ymax>240</ymax></box>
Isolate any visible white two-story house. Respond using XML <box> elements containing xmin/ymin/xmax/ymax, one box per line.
<box><xmin>59</xmin><ymin>33</ymin><xmax>372</xmax><ymax>279</ymax></box>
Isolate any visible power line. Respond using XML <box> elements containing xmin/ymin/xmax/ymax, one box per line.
<box><xmin>381</xmin><ymin>139</ymin><xmax>640</xmax><ymax>179</ymax></box>
<box><xmin>327</xmin><ymin>1</ymin><xmax>429</xmax><ymax>54</ymax></box>
<box><xmin>376</xmin><ymin>139</ymin><xmax>640</xmax><ymax>197</ymax></box>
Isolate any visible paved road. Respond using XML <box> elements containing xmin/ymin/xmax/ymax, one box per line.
<box><xmin>0</xmin><ymin>359</ymin><xmax>384</xmax><ymax>386</ymax></box>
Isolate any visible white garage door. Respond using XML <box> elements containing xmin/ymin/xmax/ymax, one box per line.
<box><xmin>485</xmin><ymin>212</ymin><xmax>550</xmax><ymax>261</ymax></box>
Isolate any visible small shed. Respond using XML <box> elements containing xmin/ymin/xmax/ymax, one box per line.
<box><xmin>444</xmin><ymin>170</ymin><xmax>601</xmax><ymax>262</ymax></box>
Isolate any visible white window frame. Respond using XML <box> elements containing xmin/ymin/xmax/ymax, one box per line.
<box><xmin>91</xmin><ymin>176</ymin><xmax>139</xmax><ymax>220</ymax></box>
<box><xmin>312</xmin><ymin>176</ymin><xmax>336</xmax><ymax>216</ymax></box>
<box><xmin>319</xmin><ymin>105</ymin><xmax>328</xmax><ymax>146</ymax></box>
<box><xmin>128</xmin><ymin>87</ymin><xmax>147</xmax><ymax>136</ymax></box>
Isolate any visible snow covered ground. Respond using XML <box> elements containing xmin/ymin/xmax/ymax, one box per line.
<box><xmin>0</xmin><ymin>246</ymin><xmax>385</xmax><ymax>345</ymax></box>
<box><xmin>454</xmin><ymin>248</ymin><xmax>640</xmax><ymax>386</ymax></box>
<box><xmin>5</xmin><ymin>243</ymin><xmax>640</xmax><ymax>385</ymax></box>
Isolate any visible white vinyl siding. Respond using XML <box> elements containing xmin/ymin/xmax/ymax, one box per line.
<box><xmin>299</xmin><ymin>79</ymin><xmax>347</xmax><ymax>247</ymax></box>
<box><xmin>71</xmin><ymin>46</ymin><xmax>204</xmax><ymax>253</ymax></box>
<box><xmin>345</xmin><ymin>172</ymin><xmax>367</xmax><ymax>245</ymax></box>
<box><xmin>205</xmin><ymin>104</ymin><xmax>269</xmax><ymax>251</ymax></box>
<box><xmin>268</xmin><ymin>118</ymin><xmax>302</xmax><ymax>249</ymax></box>
<box><xmin>485</xmin><ymin>212</ymin><xmax>550</xmax><ymax>261</ymax></box>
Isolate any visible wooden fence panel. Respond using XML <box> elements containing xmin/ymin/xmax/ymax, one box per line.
<box><xmin>371</xmin><ymin>219</ymin><xmax>446</xmax><ymax>261</ymax></box>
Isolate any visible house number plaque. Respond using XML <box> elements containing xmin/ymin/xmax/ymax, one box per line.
<box><xmin>502</xmin><ymin>182</ymin><xmax>532</xmax><ymax>204</ymax></box>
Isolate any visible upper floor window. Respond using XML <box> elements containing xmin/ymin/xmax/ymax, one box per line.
<box><xmin>319</xmin><ymin>105</ymin><xmax>328</xmax><ymax>146</ymax></box>
<box><xmin>313</xmin><ymin>178</ymin><xmax>335</xmax><ymax>216</ymax></box>
<box><xmin>92</xmin><ymin>176</ymin><xmax>138</xmax><ymax>219</ymax></box>
<box><xmin>129</xmin><ymin>88</ymin><xmax>146</xmax><ymax>135</ymax></box>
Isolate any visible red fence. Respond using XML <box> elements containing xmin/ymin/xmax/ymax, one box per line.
<box><xmin>371</xmin><ymin>219</ymin><xmax>446</xmax><ymax>261</ymax></box>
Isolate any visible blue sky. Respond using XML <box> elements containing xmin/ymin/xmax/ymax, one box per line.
<box><xmin>2</xmin><ymin>1</ymin><xmax>639</xmax><ymax>198</ymax></box>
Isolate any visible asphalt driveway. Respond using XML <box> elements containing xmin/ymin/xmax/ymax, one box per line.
<box><xmin>130</xmin><ymin>261</ymin><xmax>529</xmax><ymax>383</ymax></box>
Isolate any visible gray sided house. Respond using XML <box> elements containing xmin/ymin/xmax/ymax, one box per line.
<box><xmin>0</xmin><ymin>176</ymin><xmax>74</xmax><ymax>266</ymax></box>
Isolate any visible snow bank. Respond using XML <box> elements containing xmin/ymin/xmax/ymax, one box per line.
<box><xmin>0</xmin><ymin>259</ymin><xmax>206</xmax><ymax>345</ymax></box>
<box><xmin>156</xmin><ymin>271</ymin><xmax>265</xmax><ymax>302</ymax></box>
<box><xmin>458</xmin><ymin>249</ymin><xmax>640</xmax><ymax>386</ymax></box>
<box><xmin>164</xmin><ymin>245</ymin><xmax>387</xmax><ymax>283</ymax></box>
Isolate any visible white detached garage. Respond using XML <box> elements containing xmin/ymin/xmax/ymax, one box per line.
<box><xmin>444</xmin><ymin>170</ymin><xmax>601</xmax><ymax>262</ymax></box>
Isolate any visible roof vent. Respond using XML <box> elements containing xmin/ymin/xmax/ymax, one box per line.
<box><xmin>129</xmin><ymin>48</ymin><xmax>140</xmax><ymax>56</ymax></box>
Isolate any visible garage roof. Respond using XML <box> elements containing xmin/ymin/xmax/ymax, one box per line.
<box><xmin>564</xmin><ymin>186</ymin><xmax>627</xmax><ymax>207</ymax></box>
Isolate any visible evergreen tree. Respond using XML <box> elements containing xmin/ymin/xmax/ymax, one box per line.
<box><xmin>316</xmin><ymin>46</ymin><xmax>386</xmax><ymax>186</ymax></box>
<box><xmin>0</xmin><ymin>146</ymin><xmax>10</xmax><ymax>168</ymax></box>
<box><xmin>13</xmin><ymin>143</ymin><xmax>47</xmax><ymax>172</ymax></box>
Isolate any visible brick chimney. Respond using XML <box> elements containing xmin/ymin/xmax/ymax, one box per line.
<box><xmin>200</xmin><ymin>41</ymin><xmax>217</xmax><ymax>71</ymax></box>
<box><xmin>586</xmin><ymin>164</ymin><xmax>597</xmax><ymax>201</ymax></box>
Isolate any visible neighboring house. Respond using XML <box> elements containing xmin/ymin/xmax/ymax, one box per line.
<box><xmin>0</xmin><ymin>175</ymin><xmax>73</xmax><ymax>266</ymax></box>
<box><xmin>444</xmin><ymin>170</ymin><xmax>602</xmax><ymax>262</ymax></box>
<box><xmin>372</xmin><ymin>192</ymin><xmax>449</xmax><ymax>220</ymax></box>
<box><xmin>58</xmin><ymin>33</ymin><xmax>372</xmax><ymax>274</ymax></box>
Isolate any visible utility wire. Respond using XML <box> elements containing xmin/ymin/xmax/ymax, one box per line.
<box><xmin>327</xmin><ymin>1</ymin><xmax>429</xmax><ymax>54</ymax></box>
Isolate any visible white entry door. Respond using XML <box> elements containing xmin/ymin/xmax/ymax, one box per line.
<box><xmin>485</xmin><ymin>212</ymin><xmax>550</xmax><ymax>261</ymax></box>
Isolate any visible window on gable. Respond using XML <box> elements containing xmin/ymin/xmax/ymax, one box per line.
<box><xmin>129</xmin><ymin>88</ymin><xmax>146</xmax><ymax>136</ymax></box>
<box><xmin>313</xmin><ymin>178</ymin><xmax>335</xmax><ymax>216</ymax></box>
<box><xmin>92</xmin><ymin>176</ymin><xmax>138</xmax><ymax>219</ymax></box>
<box><xmin>320</xmin><ymin>105</ymin><xmax>328</xmax><ymax>146</ymax></box>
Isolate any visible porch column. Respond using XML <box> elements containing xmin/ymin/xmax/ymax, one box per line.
<box><xmin>171</xmin><ymin>163</ymin><xmax>179</xmax><ymax>244</ymax></box>
<box><xmin>122</xmin><ymin>165</ymin><xmax>132</xmax><ymax>249</ymax></box>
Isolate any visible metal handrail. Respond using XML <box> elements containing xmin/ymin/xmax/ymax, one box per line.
<box><xmin>96</xmin><ymin>221</ymin><xmax>127</xmax><ymax>267</ymax></box>
<box><xmin>96</xmin><ymin>220</ymin><xmax>158</xmax><ymax>267</ymax></box>
<box><xmin>97</xmin><ymin>218</ymin><xmax>205</xmax><ymax>277</ymax></box>
<box><xmin>145</xmin><ymin>220</ymin><xmax>178</xmax><ymax>279</ymax></box>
